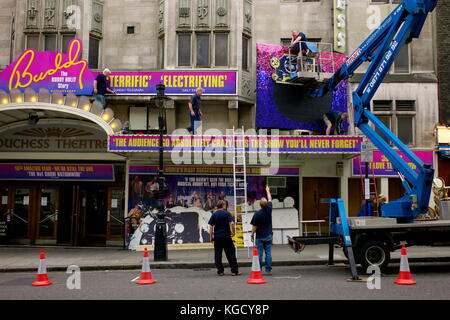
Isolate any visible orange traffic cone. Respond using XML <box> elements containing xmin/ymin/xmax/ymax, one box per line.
<box><xmin>136</xmin><ymin>248</ymin><xmax>157</xmax><ymax>285</ymax></box>
<box><xmin>247</xmin><ymin>246</ymin><xmax>266</xmax><ymax>284</ymax></box>
<box><xmin>32</xmin><ymin>249</ymin><xmax>53</xmax><ymax>286</ymax></box>
<box><xmin>394</xmin><ymin>244</ymin><xmax>416</xmax><ymax>285</ymax></box>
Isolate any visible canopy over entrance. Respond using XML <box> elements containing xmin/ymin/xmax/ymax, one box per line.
<box><xmin>0</xmin><ymin>88</ymin><xmax>123</xmax><ymax>135</ymax></box>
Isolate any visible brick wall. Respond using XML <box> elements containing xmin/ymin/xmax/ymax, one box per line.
<box><xmin>437</xmin><ymin>1</ymin><xmax>450</xmax><ymax>123</ymax></box>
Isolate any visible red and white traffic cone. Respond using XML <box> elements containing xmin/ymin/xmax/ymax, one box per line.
<box><xmin>32</xmin><ymin>249</ymin><xmax>53</xmax><ymax>286</ymax></box>
<box><xmin>136</xmin><ymin>248</ymin><xmax>157</xmax><ymax>285</ymax></box>
<box><xmin>247</xmin><ymin>246</ymin><xmax>266</xmax><ymax>285</ymax></box>
<box><xmin>394</xmin><ymin>244</ymin><xmax>416</xmax><ymax>285</ymax></box>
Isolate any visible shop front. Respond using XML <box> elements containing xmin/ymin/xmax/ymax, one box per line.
<box><xmin>109</xmin><ymin>134</ymin><xmax>364</xmax><ymax>249</ymax></box>
<box><xmin>0</xmin><ymin>178</ymin><xmax>124</xmax><ymax>246</ymax></box>
<box><xmin>350</xmin><ymin>149</ymin><xmax>435</xmax><ymax>217</ymax></box>
<box><xmin>0</xmin><ymin>120</ymin><xmax>126</xmax><ymax>247</ymax></box>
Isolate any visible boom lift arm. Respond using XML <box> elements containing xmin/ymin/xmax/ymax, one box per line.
<box><xmin>312</xmin><ymin>0</ymin><xmax>436</xmax><ymax>222</ymax></box>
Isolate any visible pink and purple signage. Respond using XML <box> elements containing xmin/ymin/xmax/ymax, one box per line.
<box><xmin>104</xmin><ymin>71</ymin><xmax>237</xmax><ymax>95</ymax></box>
<box><xmin>352</xmin><ymin>150</ymin><xmax>434</xmax><ymax>176</ymax></box>
<box><xmin>0</xmin><ymin>39</ymin><xmax>94</xmax><ymax>95</ymax></box>
<box><xmin>0</xmin><ymin>38</ymin><xmax>237</xmax><ymax>96</ymax></box>
<box><xmin>109</xmin><ymin>135</ymin><xmax>362</xmax><ymax>153</ymax></box>
<box><xmin>129</xmin><ymin>165</ymin><xmax>299</xmax><ymax>176</ymax></box>
<box><xmin>0</xmin><ymin>164</ymin><xmax>115</xmax><ymax>181</ymax></box>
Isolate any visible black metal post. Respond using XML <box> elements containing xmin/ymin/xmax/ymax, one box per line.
<box><xmin>365</xmin><ymin>162</ymin><xmax>369</xmax><ymax>216</ymax></box>
<box><xmin>153</xmin><ymin>84</ymin><xmax>168</xmax><ymax>261</ymax></box>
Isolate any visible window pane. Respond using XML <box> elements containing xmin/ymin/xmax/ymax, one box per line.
<box><xmin>89</xmin><ymin>37</ymin><xmax>100</xmax><ymax>69</ymax></box>
<box><xmin>44</xmin><ymin>35</ymin><xmax>57</xmax><ymax>51</ymax></box>
<box><xmin>159</xmin><ymin>37</ymin><xmax>165</xmax><ymax>69</ymax></box>
<box><xmin>178</xmin><ymin>34</ymin><xmax>191</xmax><ymax>66</ymax></box>
<box><xmin>375</xmin><ymin>116</ymin><xmax>391</xmax><ymax>144</ymax></box>
<box><xmin>397</xmin><ymin>117</ymin><xmax>413</xmax><ymax>145</ymax></box>
<box><xmin>242</xmin><ymin>37</ymin><xmax>249</xmax><ymax>70</ymax></box>
<box><xmin>215</xmin><ymin>34</ymin><xmax>228</xmax><ymax>67</ymax></box>
<box><xmin>196</xmin><ymin>33</ymin><xmax>210</xmax><ymax>67</ymax></box>
<box><xmin>373</xmin><ymin>100</ymin><xmax>392</xmax><ymax>111</ymax></box>
<box><xmin>62</xmin><ymin>35</ymin><xmax>75</xmax><ymax>52</ymax></box>
<box><xmin>281</xmin><ymin>38</ymin><xmax>291</xmax><ymax>47</ymax></box>
<box><xmin>26</xmin><ymin>35</ymin><xmax>39</xmax><ymax>50</ymax></box>
<box><xmin>394</xmin><ymin>44</ymin><xmax>409</xmax><ymax>73</ymax></box>
<box><xmin>396</xmin><ymin>100</ymin><xmax>415</xmax><ymax>111</ymax></box>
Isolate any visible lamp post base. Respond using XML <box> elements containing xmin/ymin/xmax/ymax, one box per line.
<box><xmin>154</xmin><ymin>217</ymin><xmax>168</xmax><ymax>261</ymax></box>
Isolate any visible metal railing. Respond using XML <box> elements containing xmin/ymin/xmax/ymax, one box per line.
<box><xmin>288</xmin><ymin>41</ymin><xmax>336</xmax><ymax>77</ymax></box>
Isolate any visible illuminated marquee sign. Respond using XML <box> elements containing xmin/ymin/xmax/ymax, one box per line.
<box><xmin>0</xmin><ymin>38</ymin><xmax>237</xmax><ymax>95</ymax></box>
<box><xmin>109</xmin><ymin>135</ymin><xmax>362</xmax><ymax>153</ymax></box>
<box><xmin>0</xmin><ymin>39</ymin><xmax>93</xmax><ymax>95</ymax></box>
<box><xmin>104</xmin><ymin>71</ymin><xmax>237</xmax><ymax>95</ymax></box>
<box><xmin>334</xmin><ymin>0</ymin><xmax>346</xmax><ymax>54</ymax></box>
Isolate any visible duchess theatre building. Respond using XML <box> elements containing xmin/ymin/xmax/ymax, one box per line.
<box><xmin>0</xmin><ymin>36</ymin><xmax>435</xmax><ymax>250</ymax></box>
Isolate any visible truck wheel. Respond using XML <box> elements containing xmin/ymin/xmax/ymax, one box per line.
<box><xmin>358</xmin><ymin>240</ymin><xmax>391</xmax><ymax>270</ymax></box>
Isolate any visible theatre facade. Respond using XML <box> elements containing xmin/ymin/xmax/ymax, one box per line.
<box><xmin>0</xmin><ymin>38</ymin><xmax>436</xmax><ymax>248</ymax></box>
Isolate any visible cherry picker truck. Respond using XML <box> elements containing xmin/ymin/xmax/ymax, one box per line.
<box><xmin>286</xmin><ymin>0</ymin><xmax>450</xmax><ymax>280</ymax></box>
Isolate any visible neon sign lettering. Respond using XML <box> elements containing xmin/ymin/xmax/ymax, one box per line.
<box><xmin>8</xmin><ymin>39</ymin><xmax>87</xmax><ymax>91</ymax></box>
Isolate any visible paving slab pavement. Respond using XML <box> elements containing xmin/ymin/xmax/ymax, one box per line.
<box><xmin>1</xmin><ymin>244</ymin><xmax>450</xmax><ymax>272</ymax></box>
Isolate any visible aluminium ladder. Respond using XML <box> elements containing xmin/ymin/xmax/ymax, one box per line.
<box><xmin>232</xmin><ymin>126</ymin><xmax>250</xmax><ymax>255</ymax></box>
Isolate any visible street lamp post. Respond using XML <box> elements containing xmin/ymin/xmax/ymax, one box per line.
<box><xmin>153</xmin><ymin>83</ymin><xmax>168</xmax><ymax>261</ymax></box>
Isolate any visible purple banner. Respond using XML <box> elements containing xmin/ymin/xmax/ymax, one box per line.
<box><xmin>0</xmin><ymin>164</ymin><xmax>114</xmax><ymax>181</ymax></box>
<box><xmin>109</xmin><ymin>135</ymin><xmax>362</xmax><ymax>153</ymax></box>
<box><xmin>102</xmin><ymin>71</ymin><xmax>237</xmax><ymax>95</ymax></box>
<box><xmin>129</xmin><ymin>165</ymin><xmax>299</xmax><ymax>176</ymax></box>
<box><xmin>0</xmin><ymin>38</ymin><xmax>237</xmax><ymax>96</ymax></box>
<box><xmin>352</xmin><ymin>151</ymin><xmax>434</xmax><ymax>176</ymax></box>
<box><xmin>256</xmin><ymin>43</ymin><xmax>348</xmax><ymax>130</ymax></box>
<box><xmin>0</xmin><ymin>39</ymin><xmax>94</xmax><ymax>95</ymax></box>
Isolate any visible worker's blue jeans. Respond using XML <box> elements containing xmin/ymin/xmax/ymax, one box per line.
<box><xmin>187</xmin><ymin>112</ymin><xmax>202</xmax><ymax>135</ymax></box>
<box><xmin>256</xmin><ymin>235</ymin><xmax>272</xmax><ymax>273</ymax></box>
<box><xmin>95</xmin><ymin>94</ymin><xmax>106</xmax><ymax>109</ymax></box>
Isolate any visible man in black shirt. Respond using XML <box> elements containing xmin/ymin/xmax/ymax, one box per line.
<box><xmin>93</xmin><ymin>68</ymin><xmax>116</xmax><ymax>109</ymax></box>
<box><xmin>250</xmin><ymin>185</ymin><xmax>273</xmax><ymax>275</ymax></box>
<box><xmin>187</xmin><ymin>87</ymin><xmax>204</xmax><ymax>134</ymax></box>
<box><xmin>208</xmin><ymin>200</ymin><xmax>240</xmax><ymax>276</ymax></box>
<box><xmin>290</xmin><ymin>30</ymin><xmax>308</xmax><ymax>55</ymax></box>
<box><xmin>323</xmin><ymin>111</ymin><xmax>348</xmax><ymax>135</ymax></box>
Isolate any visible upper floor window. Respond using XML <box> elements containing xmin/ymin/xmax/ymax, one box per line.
<box><xmin>26</xmin><ymin>35</ymin><xmax>39</xmax><ymax>50</ymax></box>
<box><xmin>178</xmin><ymin>33</ymin><xmax>192</xmax><ymax>67</ymax></box>
<box><xmin>158</xmin><ymin>36</ymin><xmax>165</xmax><ymax>69</ymax></box>
<box><xmin>88</xmin><ymin>36</ymin><xmax>100</xmax><ymax>69</ymax></box>
<box><xmin>25</xmin><ymin>33</ymin><xmax>75</xmax><ymax>53</ymax></box>
<box><xmin>196</xmin><ymin>33</ymin><xmax>210</xmax><ymax>67</ymax></box>
<box><xmin>177</xmin><ymin>31</ymin><xmax>229</xmax><ymax>68</ymax></box>
<box><xmin>215</xmin><ymin>33</ymin><xmax>229</xmax><ymax>67</ymax></box>
<box><xmin>393</xmin><ymin>44</ymin><xmax>410</xmax><ymax>74</ymax></box>
<box><xmin>242</xmin><ymin>35</ymin><xmax>251</xmax><ymax>71</ymax></box>
<box><xmin>372</xmin><ymin>100</ymin><xmax>416</xmax><ymax>146</ymax></box>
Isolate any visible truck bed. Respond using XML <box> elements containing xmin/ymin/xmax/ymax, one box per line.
<box><xmin>347</xmin><ymin>217</ymin><xmax>450</xmax><ymax>231</ymax></box>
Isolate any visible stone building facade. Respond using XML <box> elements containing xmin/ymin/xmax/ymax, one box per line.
<box><xmin>0</xmin><ymin>0</ymin><xmax>441</xmax><ymax>247</ymax></box>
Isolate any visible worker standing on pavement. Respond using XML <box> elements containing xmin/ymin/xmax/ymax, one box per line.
<box><xmin>250</xmin><ymin>185</ymin><xmax>273</xmax><ymax>275</ymax></box>
<box><xmin>208</xmin><ymin>200</ymin><xmax>241</xmax><ymax>276</ymax></box>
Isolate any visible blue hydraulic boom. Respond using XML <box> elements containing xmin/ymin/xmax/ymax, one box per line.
<box><xmin>311</xmin><ymin>0</ymin><xmax>436</xmax><ymax>222</ymax></box>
